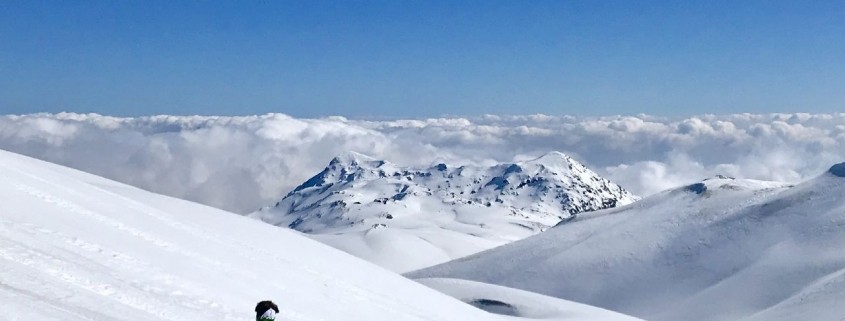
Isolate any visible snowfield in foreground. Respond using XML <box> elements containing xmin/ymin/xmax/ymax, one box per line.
<box><xmin>251</xmin><ymin>151</ymin><xmax>636</xmax><ymax>272</ymax></box>
<box><xmin>0</xmin><ymin>149</ymin><xmax>637</xmax><ymax>321</ymax></box>
<box><xmin>411</xmin><ymin>169</ymin><xmax>845</xmax><ymax>321</ymax></box>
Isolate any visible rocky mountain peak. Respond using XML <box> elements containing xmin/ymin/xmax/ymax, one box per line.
<box><xmin>257</xmin><ymin>151</ymin><xmax>637</xmax><ymax>229</ymax></box>
<box><xmin>250</xmin><ymin>151</ymin><xmax>639</xmax><ymax>272</ymax></box>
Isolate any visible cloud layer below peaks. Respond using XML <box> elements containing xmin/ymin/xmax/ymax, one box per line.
<box><xmin>1</xmin><ymin>112</ymin><xmax>843</xmax><ymax>213</ymax></box>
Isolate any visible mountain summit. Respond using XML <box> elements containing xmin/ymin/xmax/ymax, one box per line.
<box><xmin>251</xmin><ymin>151</ymin><xmax>637</xmax><ymax>272</ymax></box>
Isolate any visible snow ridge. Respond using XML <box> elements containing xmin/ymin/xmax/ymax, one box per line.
<box><xmin>410</xmin><ymin>170</ymin><xmax>845</xmax><ymax>321</ymax></box>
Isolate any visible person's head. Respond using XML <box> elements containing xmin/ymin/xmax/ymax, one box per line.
<box><xmin>255</xmin><ymin>300</ymin><xmax>279</xmax><ymax>320</ymax></box>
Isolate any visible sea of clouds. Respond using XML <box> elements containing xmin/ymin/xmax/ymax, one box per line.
<box><xmin>1</xmin><ymin>112</ymin><xmax>844</xmax><ymax>213</ymax></box>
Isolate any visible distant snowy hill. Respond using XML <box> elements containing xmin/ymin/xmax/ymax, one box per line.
<box><xmin>250</xmin><ymin>151</ymin><xmax>637</xmax><ymax>272</ymax></box>
<box><xmin>0</xmin><ymin>148</ymin><xmax>644</xmax><ymax>321</ymax></box>
<box><xmin>411</xmin><ymin>168</ymin><xmax>845</xmax><ymax>321</ymax></box>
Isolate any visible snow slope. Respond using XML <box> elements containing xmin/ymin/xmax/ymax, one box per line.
<box><xmin>411</xmin><ymin>170</ymin><xmax>845</xmax><ymax>321</ymax></box>
<box><xmin>416</xmin><ymin>278</ymin><xmax>644</xmax><ymax>321</ymax></box>
<box><xmin>0</xmin><ymin>148</ymin><xmax>646</xmax><ymax>321</ymax></box>
<box><xmin>251</xmin><ymin>151</ymin><xmax>636</xmax><ymax>272</ymax></box>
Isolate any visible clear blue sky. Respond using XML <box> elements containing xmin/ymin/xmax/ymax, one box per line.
<box><xmin>1</xmin><ymin>1</ymin><xmax>843</xmax><ymax>117</ymax></box>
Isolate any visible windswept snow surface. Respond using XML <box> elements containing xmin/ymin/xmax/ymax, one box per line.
<box><xmin>412</xmin><ymin>171</ymin><xmax>845</xmax><ymax>321</ymax></box>
<box><xmin>416</xmin><ymin>278</ymin><xmax>645</xmax><ymax>321</ymax></box>
<box><xmin>0</xmin><ymin>149</ymin><xmax>508</xmax><ymax>321</ymax></box>
<box><xmin>251</xmin><ymin>151</ymin><xmax>636</xmax><ymax>272</ymax></box>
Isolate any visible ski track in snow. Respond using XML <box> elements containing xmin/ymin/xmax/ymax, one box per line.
<box><xmin>1</xmin><ymin>176</ymin><xmax>238</xmax><ymax>319</ymax></box>
<box><xmin>4</xmin><ymin>173</ymin><xmax>417</xmax><ymax>321</ymax></box>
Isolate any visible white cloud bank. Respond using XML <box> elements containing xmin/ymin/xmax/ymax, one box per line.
<box><xmin>1</xmin><ymin>112</ymin><xmax>843</xmax><ymax>213</ymax></box>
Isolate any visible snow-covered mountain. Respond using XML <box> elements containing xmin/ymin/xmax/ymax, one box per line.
<box><xmin>0</xmin><ymin>148</ymin><xmax>646</xmax><ymax>321</ymax></box>
<box><xmin>411</xmin><ymin>166</ymin><xmax>845</xmax><ymax>321</ymax></box>
<box><xmin>250</xmin><ymin>151</ymin><xmax>637</xmax><ymax>272</ymax></box>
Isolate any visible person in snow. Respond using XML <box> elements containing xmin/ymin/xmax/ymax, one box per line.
<box><xmin>255</xmin><ymin>300</ymin><xmax>279</xmax><ymax>321</ymax></box>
